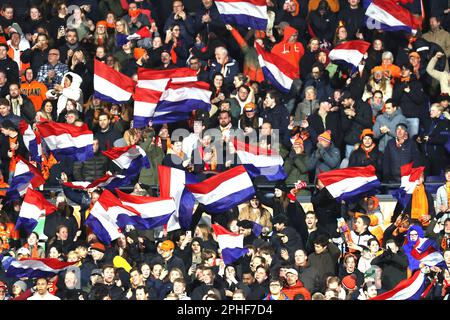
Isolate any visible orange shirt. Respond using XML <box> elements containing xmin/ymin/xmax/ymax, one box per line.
<box><xmin>20</xmin><ymin>80</ymin><xmax>48</xmax><ymax>111</ymax></box>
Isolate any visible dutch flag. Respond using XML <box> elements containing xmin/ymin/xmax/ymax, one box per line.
<box><xmin>102</xmin><ymin>145</ymin><xmax>150</xmax><ymax>176</ymax></box>
<box><xmin>94</xmin><ymin>59</ymin><xmax>136</xmax><ymax>103</ymax></box>
<box><xmin>18</xmin><ymin>120</ymin><xmax>42</xmax><ymax>163</ymax></box>
<box><xmin>212</xmin><ymin>223</ymin><xmax>249</xmax><ymax>265</ymax></box>
<box><xmin>6</xmin><ymin>156</ymin><xmax>45</xmax><ymax>200</ymax></box>
<box><xmin>215</xmin><ymin>0</ymin><xmax>268</xmax><ymax>30</ymax></box>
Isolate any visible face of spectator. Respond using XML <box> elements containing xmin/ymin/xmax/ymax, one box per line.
<box><xmin>189</xmin><ymin>58</ymin><xmax>200</xmax><ymax>71</ymax></box>
<box><xmin>242</xmin><ymin>273</ymin><xmax>254</xmax><ymax>285</ymax></box>
<box><xmin>99</xmin><ymin>115</ymin><xmax>110</xmax><ymax>130</ymax></box>
<box><xmin>27</xmin><ymin>233</ymin><xmax>38</xmax><ymax>246</ymax></box>
<box><xmin>141</xmin><ymin>264</ymin><xmax>150</xmax><ymax>279</ymax></box>
<box><xmin>213</xmin><ymin>75</ymin><xmax>223</xmax><ymax>88</ymax></box>
<box><xmin>288</xmin><ymin>32</ymin><xmax>298</xmax><ymax>44</ymax></box>
<box><xmin>66</xmin><ymin>113</ymin><xmax>77</xmax><ymax>124</ymax></box>
<box><xmin>305</xmin><ymin>213</ymin><xmax>317</xmax><ymax>229</ymax></box>
<box><xmin>30</xmin><ymin>7</ymin><xmax>40</xmax><ymax>20</ymax></box>
<box><xmin>36</xmin><ymin>278</ymin><xmax>48</xmax><ymax>295</ymax></box>
<box><xmin>130</xmin><ymin>270</ymin><xmax>142</xmax><ymax>286</ymax></box>
<box><xmin>233</xmin><ymin>76</ymin><xmax>244</xmax><ymax>89</ymax></box>
<box><xmin>383</xmin><ymin>103</ymin><xmax>395</xmax><ymax>115</ymax></box>
<box><xmin>0</xmin><ymin>72</ymin><xmax>6</xmax><ymax>86</ymax></box>
<box><xmin>317</xmin><ymin>52</ymin><xmax>327</xmax><ymax>64</ymax></box>
<box><xmin>173</xmin><ymin>281</ymin><xmax>185</xmax><ymax>294</ymax></box>
<box><xmin>365</xmin><ymin>285</ymin><xmax>378</xmax><ymax>298</ymax></box>
<box><xmin>402</xmin><ymin>66</ymin><xmax>412</xmax><ymax>78</ymax></box>
<box><xmin>48</xmin><ymin>49</ymin><xmax>60</xmax><ymax>65</ymax></box>
<box><xmin>2</xmin><ymin>7</ymin><xmax>13</xmax><ymax>20</ymax></box>
<box><xmin>310</xmin><ymin>39</ymin><xmax>319</xmax><ymax>51</ymax></box>
<box><xmin>115</xmin><ymin>20</ymin><xmax>125</xmax><ymax>33</ymax></box>
<box><xmin>65</xmin><ymin>272</ymin><xmax>77</xmax><ymax>289</ymax></box>
<box><xmin>9</xmin><ymin>84</ymin><xmax>20</xmax><ymax>98</ymax></box>
<box><xmin>48</xmin><ymin>247</ymin><xmax>60</xmax><ymax>259</ymax></box>
<box><xmin>58</xmin><ymin>4</ymin><xmax>68</xmax><ymax>17</ymax></box>
<box><xmin>395</xmin><ymin>126</ymin><xmax>407</xmax><ymax>140</ymax></box>
<box><xmin>382</xmin><ymin>56</ymin><xmax>392</xmax><ymax>66</ymax></box>
<box><xmin>12</xmin><ymin>284</ymin><xmax>22</xmax><ymax>296</ymax></box>
<box><xmin>373</xmin><ymin>39</ymin><xmax>383</xmax><ymax>51</ymax></box>
<box><xmin>96</xmin><ymin>46</ymin><xmax>106</xmax><ymax>59</ymax></box>
<box><xmin>57</xmin><ymin>227</ymin><xmax>69</xmax><ymax>241</ymax></box>
<box><xmin>349</xmin><ymin>0</ymin><xmax>360</xmax><ymax>7</ymax></box>
<box><xmin>161</xmin><ymin>52</ymin><xmax>171</xmax><ymax>65</ymax></box>
<box><xmin>202</xmin><ymin>0</ymin><xmax>213</xmax><ymax>8</ymax></box>
<box><xmin>311</xmin><ymin>67</ymin><xmax>321</xmax><ymax>80</ymax></box>
<box><xmin>269</xmin><ymin>281</ymin><xmax>282</xmax><ymax>294</ymax></box>
<box><xmin>369</xmin><ymin>240</ymin><xmax>379</xmax><ymax>253</ymax></box>
<box><xmin>237</xmin><ymin>87</ymin><xmax>249</xmax><ymax>101</ymax></box>
<box><xmin>430</xmin><ymin>17</ymin><xmax>440</xmax><ymax>31</ymax></box>
<box><xmin>305</xmin><ymin>88</ymin><xmax>316</xmax><ymax>101</ymax></box>
<box><xmin>362</xmin><ymin>135</ymin><xmax>373</xmax><ymax>148</ymax></box>
<box><xmin>444</xmin><ymin>251</ymin><xmax>450</xmax><ymax>265</ymax></box>
<box><xmin>171</xmin><ymin>25</ymin><xmax>180</xmax><ymax>38</ymax></box>
<box><xmin>135</xmin><ymin>288</ymin><xmax>148</xmax><ymax>300</ymax></box>
<box><xmin>66</xmin><ymin>31</ymin><xmax>78</xmax><ymax>45</ymax></box>
<box><xmin>218</xmin><ymin>112</ymin><xmax>231</xmax><ymax>127</ymax></box>
<box><xmin>202</xmin><ymin>270</ymin><xmax>214</xmax><ymax>284</ymax></box>
<box><xmin>255</xmin><ymin>267</ymin><xmax>267</xmax><ymax>283</ymax></box>
<box><xmin>338</xmin><ymin>27</ymin><xmax>347</xmax><ymax>40</ymax></box>
<box><xmin>37</xmin><ymin>35</ymin><xmax>48</xmax><ymax>49</ymax></box>
<box><xmin>10</xmin><ymin>32</ymin><xmax>20</xmax><ymax>47</ymax></box>
<box><xmin>294</xmin><ymin>250</ymin><xmax>307</xmax><ymax>266</ymax></box>
<box><xmin>409</xmin><ymin>56</ymin><xmax>420</xmax><ymax>67</ymax></box>
<box><xmin>260</xmin><ymin>122</ymin><xmax>272</xmax><ymax>136</ymax></box>
<box><xmin>103</xmin><ymin>267</ymin><xmax>115</xmax><ymax>284</ymax></box>
<box><xmin>0</xmin><ymin>46</ymin><xmax>7</xmax><ymax>60</ymax></box>
<box><xmin>263</xmin><ymin>94</ymin><xmax>276</xmax><ymax>108</ymax></box>
<box><xmin>314</xmin><ymin>243</ymin><xmax>326</xmax><ymax>254</ymax></box>
<box><xmin>373</xmin><ymin>92</ymin><xmax>383</xmax><ymax>105</ymax></box>
<box><xmin>233</xmin><ymin>292</ymin><xmax>245</xmax><ymax>300</ymax></box>
<box><xmin>430</xmin><ymin>105</ymin><xmax>442</xmax><ymax>119</ymax></box>
<box><xmin>173</xmin><ymin>1</ymin><xmax>184</xmax><ymax>14</ymax></box>
<box><xmin>354</xmin><ymin>217</ymin><xmax>367</xmax><ymax>233</ymax></box>
<box><xmin>345</xmin><ymin>256</ymin><xmax>356</xmax><ymax>272</ymax></box>
<box><xmin>215</xmin><ymin>48</ymin><xmax>227</xmax><ymax>63</ymax></box>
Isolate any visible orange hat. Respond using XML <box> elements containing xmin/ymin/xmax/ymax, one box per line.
<box><xmin>90</xmin><ymin>242</ymin><xmax>106</xmax><ymax>253</ymax></box>
<box><xmin>318</xmin><ymin>130</ymin><xmax>331</xmax><ymax>143</ymax></box>
<box><xmin>408</xmin><ymin>51</ymin><xmax>420</xmax><ymax>59</ymax></box>
<box><xmin>160</xmin><ymin>240</ymin><xmax>175</xmax><ymax>251</ymax></box>
<box><xmin>96</xmin><ymin>20</ymin><xmax>107</xmax><ymax>28</ymax></box>
<box><xmin>371</xmin><ymin>66</ymin><xmax>384</xmax><ymax>74</ymax></box>
<box><xmin>342</xmin><ymin>275</ymin><xmax>357</xmax><ymax>290</ymax></box>
<box><xmin>129</xmin><ymin>8</ymin><xmax>142</xmax><ymax>18</ymax></box>
<box><xmin>360</xmin><ymin>128</ymin><xmax>374</xmax><ymax>140</ymax></box>
<box><xmin>244</xmin><ymin>102</ymin><xmax>256</xmax><ymax>112</ymax></box>
<box><xmin>134</xmin><ymin>47</ymin><xmax>147</xmax><ymax>60</ymax></box>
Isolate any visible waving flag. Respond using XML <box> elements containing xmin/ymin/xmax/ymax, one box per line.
<box><xmin>86</xmin><ymin>193</ymin><xmax>123</xmax><ymax>244</ymax></box>
<box><xmin>37</xmin><ymin>122</ymin><xmax>94</xmax><ymax>161</ymax></box>
<box><xmin>212</xmin><ymin>224</ymin><xmax>249</xmax><ymax>265</ymax></box>
<box><xmin>186</xmin><ymin>165</ymin><xmax>255</xmax><ymax>213</ymax></box>
<box><xmin>94</xmin><ymin>59</ymin><xmax>136</xmax><ymax>103</ymax></box>
<box><xmin>116</xmin><ymin>189</ymin><xmax>176</xmax><ymax>229</ymax></box>
<box><xmin>411</xmin><ymin>238</ymin><xmax>446</xmax><ymax>269</ymax></box>
<box><xmin>328</xmin><ymin>40</ymin><xmax>371</xmax><ymax>70</ymax></box>
<box><xmin>216</xmin><ymin>0</ymin><xmax>268</xmax><ymax>30</ymax></box>
<box><xmin>6</xmin><ymin>156</ymin><xmax>45</xmax><ymax>200</ymax></box>
<box><xmin>15</xmin><ymin>189</ymin><xmax>57</xmax><ymax>233</ymax></box>
<box><xmin>158</xmin><ymin>165</ymin><xmax>197</xmax><ymax>231</ymax></box>
<box><xmin>370</xmin><ymin>269</ymin><xmax>427</xmax><ymax>300</ymax></box>
<box><xmin>233</xmin><ymin>139</ymin><xmax>287</xmax><ymax>181</ymax></box>
<box><xmin>63</xmin><ymin>173</ymin><xmax>132</xmax><ymax>190</ymax></box>
<box><xmin>5</xmin><ymin>258</ymin><xmax>78</xmax><ymax>278</ymax></box>
<box><xmin>152</xmin><ymin>81</ymin><xmax>212</xmax><ymax>124</ymax></box>
<box><xmin>317</xmin><ymin>165</ymin><xmax>381</xmax><ymax>202</ymax></box>
<box><xmin>102</xmin><ymin>145</ymin><xmax>150</xmax><ymax>175</ymax></box>
<box><xmin>116</xmin><ymin>26</ymin><xmax>152</xmax><ymax>47</ymax></box>
<box><xmin>134</xmin><ymin>67</ymin><xmax>197</xmax><ymax>128</ymax></box>
<box><xmin>363</xmin><ymin>0</ymin><xmax>423</xmax><ymax>35</ymax></box>
<box><xmin>392</xmin><ymin>163</ymin><xmax>425</xmax><ymax>208</ymax></box>
<box><xmin>18</xmin><ymin>120</ymin><xmax>42</xmax><ymax>163</ymax></box>
<box><xmin>255</xmin><ymin>43</ymin><xmax>296</xmax><ymax>93</ymax></box>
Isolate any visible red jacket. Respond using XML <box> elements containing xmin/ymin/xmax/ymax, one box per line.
<box><xmin>282</xmin><ymin>280</ymin><xmax>311</xmax><ymax>300</ymax></box>
<box><xmin>271</xmin><ymin>26</ymin><xmax>304</xmax><ymax>78</ymax></box>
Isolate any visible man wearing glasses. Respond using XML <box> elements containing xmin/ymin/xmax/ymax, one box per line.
<box><xmin>36</xmin><ymin>48</ymin><xmax>68</xmax><ymax>90</ymax></box>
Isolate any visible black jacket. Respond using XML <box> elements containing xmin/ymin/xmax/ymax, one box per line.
<box><xmin>348</xmin><ymin>145</ymin><xmax>383</xmax><ymax>177</ymax></box>
<box><xmin>392</xmin><ymin>79</ymin><xmax>426</xmax><ymax>119</ymax></box>
<box><xmin>308</xmin><ymin>9</ymin><xmax>337</xmax><ymax>42</ymax></box>
<box><xmin>73</xmin><ymin>152</ymin><xmax>111</xmax><ymax>182</ymax></box>
<box><xmin>8</xmin><ymin>94</ymin><xmax>36</xmax><ymax>124</ymax></box>
<box><xmin>94</xmin><ymin>126</ymin><xmax>122</xmax><ymax>152</ymax></box>
<box><xmin>337</xmin><ymin>5</ymin><xmax>365</xmax><ymax>39</ymax></box>
<box><xmin>382</xmin><ymin>138</ymin><xmax>422</xmax><ymax>182</ymax></box>
<box><xmin>260</xmin><ymin>104</ymin><xmax>291</xmax><ymax>147</ymax></box>
<box><xmin>307</xmin><ymin>110</ymin><xmax>343</xmax><ymax>148</ymax></box>
<box><xmin>371</xmin><ymin>248</ymin><xmax>409</xmax><ymax>290</ymax></box>
<box><xmin>21</xmin><ymin>47</ymin><xmax>50</xmax><ymax>76</ymax></box>
<box><xmin>0</xmin><ymin>56</ymin><xmax>19</xmax><ymax>84</ymax></box>
<box><xmin>311</xmin><ymin>188</ymin><xmax>341</xmax><ymax>238</ymax></box>
<box><xmin>341</xmin><ymin>100</ymin><xmax>373</xmax><ymax>145</ymax></box>
<box><xmin>0</xmin><ymin>133</ymin><xmax>28</xmax><ymax>180</ymax></box>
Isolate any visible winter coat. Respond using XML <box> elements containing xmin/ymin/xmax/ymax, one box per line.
<box><xmin>307</xmin><ymin>110</ymin><xmax>342</xmax><ymax>148</ymax></box>
<box><xmin>382</xmin><ymin>138</ymin><xmax>422</xmax><ymax>182</ymax></box>
<box><xmin>337</xmin><ymin>5</ymin><xmax>365</xmax><ymax>39</ymax></box>
<box><xmin>208</xmin><ymin>57</ymin><xmax>240</xmax><ymax>85</ymax></box>
<box><xmin>422</xmin><ymin>27</ymin><xmax>450</xmax><ymax>58</ymax></box>
<box><xmin>392</xmin><ymin>78</ymin><xmax>426</xmax><ymax>119</ymax></box>
<box><xmin>373</xmin><ymin>108</ymin><xmax>408</xmax><ymax>152</ymax></box>
<box><xmin>238</xmin><ymin>205</ymin><xmax>273</xmax><ymax>231</ymax></box>
<box><xmin>296</xmin><ymin>262</ymin><xmax>322</xmax><ymax>294</ymax></box>
<box><xmin>303</xmin><ymin>74</ymin><xmax>333</xmax><ymax>104</ymax></box>
<box><xmin>418</xmin><ymin>116</ymin><xmax>449</xmax><ymax>175</ymax></box>
<box><xmin>308</xmin><ymin>241</ymin><xmax>340</xmax><ymax>282</ymax></box>
<box><xmin>72</xmin><ymin>152</ymin><xmax>110</xmax><ymax>182</ymax></box>
<box><xmin>426</xmin><ymin>56</ymin><xmax>450</xmax><ymax>95</ymax></box>
<box><xmin>139</xmin><ymin>137</ymin><xmax>165</xmax><ymax>186</ymax></box>
<box><xmin>0</xmin><ymin>133</ymin><xmax>28</xmax><ymax>180</ymax></box>
<box><xmin>282</xmin><ymin>280</ymin><xmax>311</xmax><ymax>300</ymax></box>
<box><xmin>308</xmin><ymin>143</ymin><xmax>341</xmax><ymax>179</ymax></box>
<box><xmin>371</xmin><ymin>249</ymin><xmax>409</xmax><ymax>291</ymax></box>
<box><xmin>308</xmin><ymin>7</ymin><xmax>338</xmax><ymax>42</ymax></box>
<box><xmin>294</xmin><ymin>99</ymin><xmax>319</xmax><ymax>122</ymax></box>
<box><xmin>348</xmin><ymin>145</ymin><xmax>383</xmax><ymax>177</ymax></box>
<box><xmin>311</xmin><ymin>187</ymin><xmax>341</xmax><ymax>238</ymax></box>
<box><xmin>46</xmin><ymin>72</ymin><xmax>83</xmax><ymax>117</ymax></box>
<box><xmin>341</xmin><ymin>101</ymin><xmax>373</xmax><ymax>146</ymax></box>
<box><xmin>260</xmin><ymin>104</ymin><xmax>291</xmax><ymax>147</ymax></box>
<box><xmin>284</xmin><ymin>151</ymin><xmax>310</xmax><ymax>186</ymax></box>
<box><xmin>94</xmin><ymin>126</ymin><xmax>122</xmax><ymax>152</ymax></box>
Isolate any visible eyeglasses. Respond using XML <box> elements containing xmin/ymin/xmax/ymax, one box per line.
<box><xmin>49</xmin><ymin>52</ymin><xmax>59</xmax><ymax>55</ymax></box>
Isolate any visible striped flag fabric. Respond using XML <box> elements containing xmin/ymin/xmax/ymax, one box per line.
<box><xmin>151</xmin><ymin>81</ymin><xmax>212</xmax><ymax>124</ymax></box>
<box><xmin>15</xmin><ymin>189</ymin><xmax>57</xmax><ymax>234</ymax></box>
<box><xmin>392</xmin><ymin>163</ymin><xmax>425</xmax><ymax>208</ymax></box>
<box><xmin>36</xmin><ymin>122</ymin><xmax>94</xmax><ymax>162</ymax></box>
<box><xmin>370</xmin><ymin>269</ymin><xmax>427</xmax><ymax>300</ymax></box>
<box><xmin>158</xmin><ymin>165</ymin><xmax>197</xmax><ymax>231</ymax></box>
<box><xmin>186</xmin><ymin>165</ymin><xmax>255</xmax><ymax>213</ymax></box>
<box><xmin>5</xmin><ymin>258</ymin><xmax>78</xmax><ymax>278</ymax></box>
<box><xmin>133</xmin><ymin>67</ymin><xmax>197</xmax><ymax>128</ymax></box>
<box><xmin>215</xmin><ymin>0</ymin><xmax>268</xmax><ymax>30</ymax></box>
<box><xmin>255</xmin><ymin>43</ymin><xmax>296</xmax><ymax>93</ymax></box>
<box><xmin>317</xmin><ymin>165</ymin><xmax>381</xmax><ymax>202</ymax></box>
<box><xmin>18</xmin><ymin>120</ymin><xmax>42</xmax><ymax>163</ymax></box>
<box><xmin>102</xmin><ymin>145</ymin><xmax>150</xmax><ymax>175</ymax></box>
<box><xmin>363</xmin><ymin>0</ymin><xmax>423</xmax><ymax>35</ymax></box>
<box><xmin>233</xmin><ymin>138</ymin><xmax>287</xmax><ymax>181</ymax></box>
<box><xmin>411</xmin><ymin>238</ymin><xmax>447</xmax><ymax>269</ymax></box>
<box><xmin>212</xmin><ymin>223</ymin><xmax>249</xmax><ymax>265</ymax></box>
<box><xmin>6</xmin><ymin>156</ymin><xmax>45</xmax><ymax>200</ymax></box>
<box><xmin>63</xmin><ymin>173</ymin><xmax>132</xmax><ymax>190</ymax></box>
<box><xmin>328</xmin><ymin>40</ymin><xmax>371</xmax><ymax>69</ymax></box>
<box><xmin>116</xmin><ymin>26</ymin><xmax>152</xmax><ymax>47</ymax></box>
<box><xmin>94</xmin><ymin>59</ymin><xmax>136</xmax><ymax>103</ymax></box>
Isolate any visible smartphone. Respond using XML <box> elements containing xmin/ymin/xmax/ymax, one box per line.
<box><xmin>186</xmin><ymin>230</ymin><xmax>192</xmax><ymax>237</ymax></box>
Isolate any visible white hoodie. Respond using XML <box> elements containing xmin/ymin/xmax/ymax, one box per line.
<box><xmin>46</xmin><ymin>71</ymin><xmax>83</xmax><ymax>116</ymax></box>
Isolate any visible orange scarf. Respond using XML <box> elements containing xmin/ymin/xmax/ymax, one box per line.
<box><xmin>24</xmin><ymin>243</ymin><xmax>40</xmax><ymax>258</ymax></box>
<box><xmin>446</xmin><ymin>183</ymin><xmax>450</xmax><ymax>208</ymax></box>
<box><xmin>361</xmin><ymin>144</ymin><xmax>376</xmax><ymax>159</ymax></box>
<box><xmin>411</xmin><ymin>184</ymin><xmax>428</xmax><ymax>221</ymax></box>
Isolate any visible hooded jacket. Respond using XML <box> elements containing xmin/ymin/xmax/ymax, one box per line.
<box><xmin>46</xmin><ymin>71</ymin><xmax>83</xmax><ymax>117</ymax></box>
<box><xmin>373</xmin><ymin>108</ymin><xmax>408</xmax><ymax>152</ymax></box>
<box><xmin>271</xmin><ymin>26</ymin><xmax>304</xmax><ymax>78</ymax></box>
<box><xmin>402</xmin><ymin>225</ymin><xmax>425</xmax><ymax>272</ymax></box>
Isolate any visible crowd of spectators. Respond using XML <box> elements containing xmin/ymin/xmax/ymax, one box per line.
<box><xmin>0</xmin><ymin>0</ymin><xmax>450</xmax><ymax>301</ymax></box>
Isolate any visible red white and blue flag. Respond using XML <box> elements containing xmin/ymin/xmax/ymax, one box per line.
<box><xmin>215</xmin><ymin>0</ymin><xmax>268</xmax><ymax>30</ymax></box>
<box><xmin>63</xmin><ymin>173</ymin><xmax>132</xmax><ymax>190</ymax></box>
<box><xmin>158</xmin><ymin>165</ymin><xmax>197</xmax><ymax>231</ymax></box>
<box><xmin>370</xmin><ymin>269</ymin><xmax>427</xmax><ymax>300</ymax></box>
<box><xmin>411</xmin><ymin>238</ymin><xmax>447</xmax><ymax>269</ymax></box>
<box><xmin>186</xmin><ymin>165</ymin><xmax>255</xmax><ymax>213</ymax></box>
<box><xmin>393</xmin><ymin>163</ymin><xmax>425</xmax><ymax>207</ymax></box>
<box><xmin>317</xmin><ymin>165</ymin><xmax>380</xmax><ymax>202</ymax></box>
<box><xmin>212</xmin><ymin>224</ymin><xmax>249</xmax><ymax>265</ymax></box>
<box><xmin>133</xmin><ymin>67</ymin><xmax>197</xmax><ymax>128</ymax></box>
<box><xmin>15</xmin><ymin>189</ymin><xmax>57</xmax><ymax>234</ymax></box>
<box><xmin>18</xmin><ymin>120</ymin><xmax>42</xmax><ymax>163</ymax></box>
<box><xmin>94</xmin><ymin>59</ymin><xmax>136</xmax><ymax>103</ymax></box>
<box><xmin>37</xmin><ymin>122</ymin><xmax>94</xmax><ymax>162</ymax></box>
<box><xmin>5</xmin><ymin>258</ymin><xmax>78</xmax><ymax>279</ymax></box>
<box><xmin>102</xmin><ymin>145</ymin><xmax>150</xmax><ymax>175</ymax></box>
<box><xmin>233</xmin><ymin>139</ymin><xmax>287</xmax><ymax>181</ymax></box>
<box><xmin>116</xmin><ymin>189</ymin><xmax>176</xmax><ymax>230</ymax></box>
<box><xmin>255</xmin><ymin>43</ymin><xmax>296</xmax><ymax>94</ymax></box>
<box><xmin>363</xmin><ymin>0</ymin><xmax>423</xmax><ymax>35</ymax></box>
<box><xmin>6</xmin><ymin>155</ymin><xmax>45</xmax><ymax>200</ymax></box>
<box><xmin>151</xmin><ymin>81</ymin><xmax>212</xmax><ymax>125</ymax></box>
<box><xmin>328</xmin><ymin>40</ymin><xmax>371</xmax><ymax>70</ymax></box>
<box><xmin>116</xmin><ymin>26</ymin><xmax>152</xmax><ymax>47</ymax></box>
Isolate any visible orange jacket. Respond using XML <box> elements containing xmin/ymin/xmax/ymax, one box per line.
<box><xmin>20</xmin><ymin>80</ymin><xmax>48</xmax><ymax>111</ymax></box>
<box><xmin>8</xmin><ymin>45</ymin><xmax>30</xmax><ymax>82</ymax></box>
<box><xmin>282</xmin><ymin>281</ymin><xmax>312</xmax><ymax>300</ymax></box>
<box><xmin>271</xmin><ymin>26</ymin><xmax>304</xmax><ymax>78</ymax></box>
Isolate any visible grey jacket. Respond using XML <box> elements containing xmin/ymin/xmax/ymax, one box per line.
<box><xmin>294</xmin><ymin>99</ymin><xmax>319</xmax><ymax>122</ymax></box>
<box><xmin>373</xmin><ymin>108</ymin><xmax>407</xmax><ymax>152</ymax></box>
<box><xmin>308</xmin><ymin>143</ymin><xmax>341</xmax><ymax>180</ymax></box>
<box><xmin>435</xmin><ymin>185</ymin><xmax>450</xmax><ymax>223</ymax></box>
